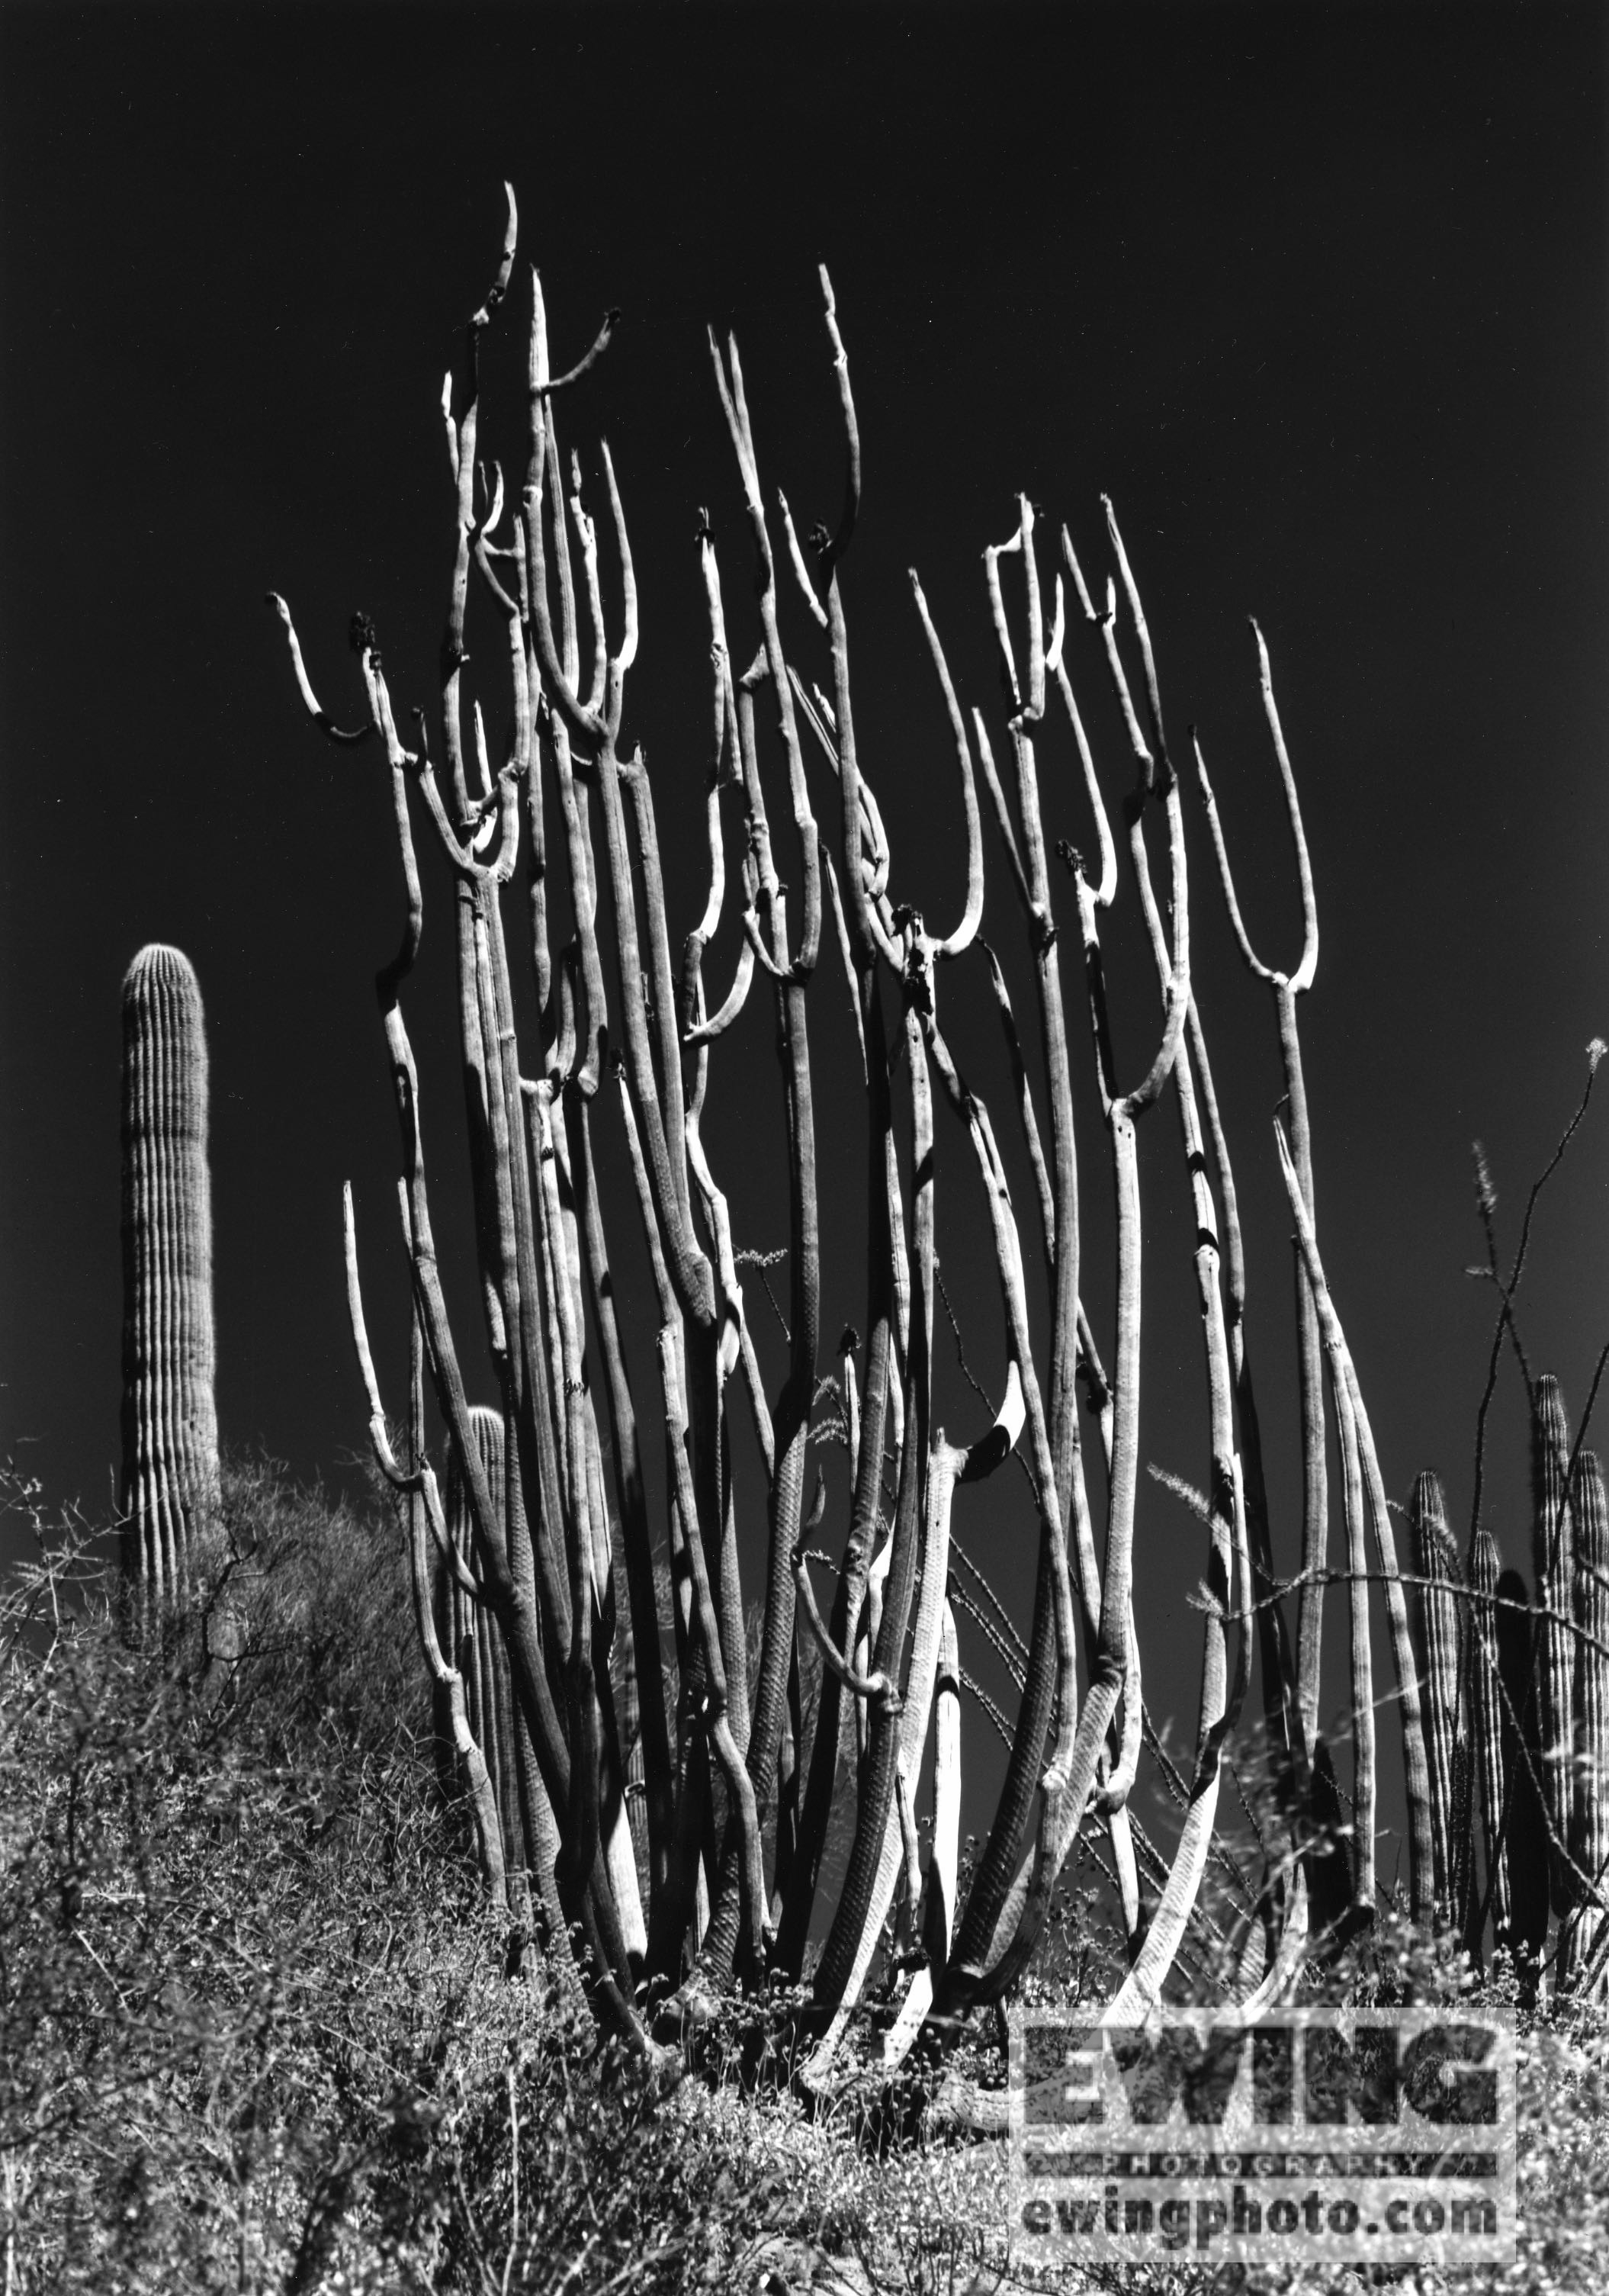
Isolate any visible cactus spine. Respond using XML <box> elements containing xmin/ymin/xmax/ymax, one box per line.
<box><xmin>120</xmin><ymin>944</ymin><xmax>219</xmax><ymax>1593</ymax></box>
<box><xmin>1570</xmin><ymin>1449</ymin><xmax>1609</xmax><ymax>1964</ymax></box>
<box><xmin>1532</xmin><ymin>1375</ymin><xmax>1577</xmax><ymax>1911</ymax></box>
<box><xmin>1408</xmin><ymin>1471</ymin><xmax>1467</xmax><ymax>1918</ymax></box>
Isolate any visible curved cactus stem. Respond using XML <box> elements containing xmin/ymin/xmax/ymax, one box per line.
<box><xmin>1193</xmin><ymin>689</ymin><xmax>1328</xmax><ymax>1783</ymax></box>
<box><xmin>342</xmin><ymin>1182</ymin><xmax>509</xmax><ymax>1912</ymax></box>
<box><xmin>1273</xmin><ymin>1120</ymin><xmax>1434</xmax><ymax>1926</ymax></box>
<box><xmin>804</xmin><ymin>1433</ymin><xmax>972</xmax><ymax>2085</ymax></box>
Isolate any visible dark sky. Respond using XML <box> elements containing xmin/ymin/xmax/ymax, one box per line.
<box><xmin>2</xmin><ymin>2</ymin><xmax>1607</xmax><ymax>1873</ymax></box>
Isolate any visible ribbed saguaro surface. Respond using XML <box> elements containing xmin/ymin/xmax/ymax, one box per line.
<box><xmin>1572</xmin><ymin>1450</ymin><xmax>1609</xmax><ymax>1949</ymax></box>
<box><xmin>120</xmin><ymin>944</ymin><xmax>219</xmax><ymax>1591</ymax></box>
<box><xmin>1409</xmin><ymin>1470</ymin><xmax>1466</xmax><ymax>1913</ymax></box>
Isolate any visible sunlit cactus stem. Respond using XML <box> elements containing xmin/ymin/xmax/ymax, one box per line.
<box><xmin>120</xmin><ymin>943</ymin><xmax>220</xmax><ymax>1595</ymax></box>
<box><xmin>1409</xmin><ymin>1470</ymin><xmax>1469</xmax><ymax>1920</ymax></box>
<box><xmin>1569</xmin><ymin>1450</ymin><xmax>1609</xmax><ymax>1973</ymax></box>
<box><xmin>1532</xmin><ymin>1374</ymin><xmax>1578</xmax><ymax>1913</ymax></box>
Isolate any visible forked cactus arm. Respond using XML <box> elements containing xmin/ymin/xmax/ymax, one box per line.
<box><xmin>1105</xmin><ymin>808</ymin><xmax>1236</xmax><ymax>1989</ymax></box>
<box><xmin>477</xmin><ymin>901</ymin><xmax>574</xmax><ymax>1656</ymax></box>
<box><xmin>1189</xmin><ymin>990</ymin><xmax>1299</xmax><ymax>1785</ymax></box>
<box><xmin>1103</xmin><ymin>498</ymin><xmax>1172</xmax><ymax>788</ymax></box>
<box><xmin>776</xmin><ymin>1085</ymin><xmax>896</xmax><ymax>1976</ymax></box>
<box><xmin>972</xmin><ymin>712</ymin><xmax>1035</xmax><ymax>921</ymax></box>
<box><xmin>813</xmin><ymin>1008</ymin><xmax>936</xmax><ymax>2011</ymax></box>
<box><xmin>1274</xmin><ymin>1120</ymin><xmax>1434</xmax><ymax>1923</ymax></box>
<box><xmin>615</xmin><ymin>1058</ymin><xmax>767</xmax><ymax>1975</ymax></box>
<box><xmin>706</xmin><ymin>329</ymin><xmax>821</xmax><ymax>983</ymax></box>
<box><xmin>977</xmin><ymin>693</ymin><xmax>1190</xmax><ymax>2001</ymax></box>
<box><xmin>593</xmin><ymin>736</ymin><xmax>718</xmax><ymax>1329</ymax></box>
<box><xmin>777</xmin><ymin>488</ymin><xmax>829</xmax><ymax>630</ymax></box>
<box><xmin>1050</xmin><ymin>648</ymin><xmax>1118</xmax><ymax>908</ymax></box>
<box><xmin>1103</xmin><ymin>1457</ymin><xmax>1255</xmax><ymax>2023</ymax></box>
<box><xmin>264</xmin><ymin>593</ymin><xmax>374</xmax><ymax>744</ymax></box>
<box><xmin>1194</xmin><ymin>716</ymin><xmax>1329</xmax><ymax>1759</ymax></box>
<box><xmin>568</xmin><ymin>1090</ymin><xmax>676</xmax><ymax>1923</ymax></box>
<box><xmin>344</xmin><ymin>1175</ymin><xmax>503</xmax><ymax>1892</ymax></box>
<box><xmin>979</xmin><ymin>940</ymin><xmax>1055</xmax><ymax>1273</ymax></box>
<box><xmin>815</xmin><ymin>264</ymin><xmax>861</xmax><ymax>577</ymax></box>
<box><xmin>565</xmin><ymin>452</ymin><xmax>609</xmax><ymax>721</ymax></box>
<box><xmin>907</xmin><ymin>571</ymin><xmax>984</xmax><ymax>959</ymax></box>
<box><xmin>916</xmin><ymin>1025</ymin><xmax>1079</xmax><ymax>2015</ymax></box>
<box><xmin>525</xmin><ymin>405</ymin><xmax>604</xmax><ymax>747</ymax></box>
<box><xmin>619</xmin><ymin>756</ymin><xmax>692</xmax><ymax>1225</ymax></box>
<box><xmin>680</xmin><ymin>529</ymin><xmax>741</xmax><ymax>1046</ymax></box>
<box><xmin>600</xmin><ymin>440</ymin><xmax>639</xmax><ymax>677</ymax></box>
<box><xmin>792</xmin><ymin>1545</ymin><xmax>901</xmax><ymax>1707</ymax></box>
<box><xmin>1190</xmin><ymin>729</ymin><xmax>1277</xmax><ymax>984</ymax></box>
<box><xmin>804</xmin><ymin>1436</ymin><xmax>970</xmax><ymax>2082</ymax></box>
<box><xmin>1252</xmin><ymin>621</ymin><xmax>1319</xmax><ymax>994</ymax></box>
<box><xmin>656</xmin><ymin>1321</ymin><xmax>769</xmax><ymax>1976</ymax></box>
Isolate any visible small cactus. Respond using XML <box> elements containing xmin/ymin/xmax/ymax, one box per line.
<box><xmin>1571</xmin><ymin>1449</ymin><xmax>1609</xmax><ymax>1962</ymax></box>
<box><xmin>1408</xmin><ymin>1471</ymin><xmax>1468</xmax><ymax>1918</ymax></box>
<box><xmin>120</xmin><ymin>944</ymin><xmax>219</xmax><ymax>1593</ymax></box>
<box><xmin>1532</xmin><ymin>1375</ymin><xmax>1578</xmax><ymax>1911</ymax></box>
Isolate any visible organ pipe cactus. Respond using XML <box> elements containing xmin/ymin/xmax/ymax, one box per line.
<box><xmin>120</xmin><ymin>944</ymin><xmax>220</xmax><ymax>1593</ymax></box>
<box><xmin>268</xmin><ymin>189</ymin><xmax>1499</xmax><ymax>2060</ymax></box>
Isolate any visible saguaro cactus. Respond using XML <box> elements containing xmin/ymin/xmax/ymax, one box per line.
<box><xmin>120</xmin><ymin>943</ymin><xmax>220</xmax><ymax>1593</ymax></box>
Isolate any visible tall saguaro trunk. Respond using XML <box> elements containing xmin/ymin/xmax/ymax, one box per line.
<box><xmin>120</xmin><ymin>944</ymin><xmax>220</xmax><ymax>1595</ymax></box>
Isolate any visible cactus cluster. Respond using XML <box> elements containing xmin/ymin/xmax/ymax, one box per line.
<box><xmin>263</xmin><ymin>192</ymin><xmax>1608</xmax><ymax>2060</ymax></box>
<box><xmin>119</xmin><ymin>943</ymin><xmax>219</xmax><ymax>1593</ymax></box>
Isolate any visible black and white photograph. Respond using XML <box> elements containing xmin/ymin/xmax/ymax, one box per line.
<box><xmin>1</xmin><ymin>4</ymin><xmax>1605</xmax><ymax>2288</ymax></box>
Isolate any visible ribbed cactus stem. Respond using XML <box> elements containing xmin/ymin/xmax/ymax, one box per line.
<box><xmin>1409</xmin><ymin>1471</ymin><xmax>1467</xmax><ymax>1917</ymax></box>
<box><xmin>1570</xmin><ymin>1450</ymin><xmax>1609</xmax><ymax>1963</ymax></box>
<box><xmin>1532</xmin><ymin>1375</ymin><xmax>1578</xmax><ymax>1912</ymax></box>
<box><xmin>120</xmin><ymin>944</ymin><xmax>220</xmax><ymax>1593</ymax></box>
<box><xmin>447</xmin><ymin>1404</ymin><xmax>532</xmax><ymax>1917</ymax></box>
<box><xmin>1469</xmin><ymin>1527</ymin><xmax>1511</xmax><ymax>1955</ymax></box>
